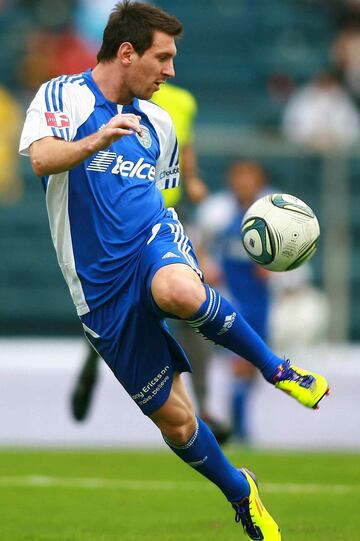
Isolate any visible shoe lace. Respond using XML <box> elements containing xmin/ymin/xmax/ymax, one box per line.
<box><xmin>232</xmin><ymin>499</ymin><xmax>264</xmax><ymax>540</ymax></box>
<box><xmin>275</xmin><ymin>359</ymin><xmax>315</xmax><ymax>389</ymax></box>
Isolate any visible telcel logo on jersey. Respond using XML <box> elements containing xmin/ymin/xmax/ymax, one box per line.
<box><xmin>111</xmin><ymin>155</ymin><xmax>156</xmax><ymax>181</ymax></box>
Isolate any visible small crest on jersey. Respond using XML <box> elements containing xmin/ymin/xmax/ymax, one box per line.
<box><xmin>136</xmin><ymin>125</ymin><xmax>152</xmax><ymax>148</ymax></box>
<box><xmin>45</xmin><ymin>111</ymin><xmax>70</xmax><ymax>128</ymax></box>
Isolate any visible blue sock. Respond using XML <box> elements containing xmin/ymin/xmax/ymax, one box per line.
<box><xmin>164</xmin><ymin>416</ymin><xmax>249</xmax><ymax>502</ymax></box>
<box><xmin>187</xmin><ymin>285</ymin><xmax>281</xmax><ymax>382</ymax></box>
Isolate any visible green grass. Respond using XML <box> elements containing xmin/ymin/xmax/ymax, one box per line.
<box><xmin>0</xmin><ymin>448</ymin><xmax>359</xmax><ymax>540</ymax></box>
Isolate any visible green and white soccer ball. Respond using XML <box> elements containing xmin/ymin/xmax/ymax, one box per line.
<box><xmin>241</xmin><ymin>193</ymin><xmax>320</xmax><ymax>272</ymax></box>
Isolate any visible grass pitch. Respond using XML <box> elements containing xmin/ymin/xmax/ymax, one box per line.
<box><xmin>0</xmin><ymin>448</ymin><xmax>359</xmax><ymax>540</ymax></box>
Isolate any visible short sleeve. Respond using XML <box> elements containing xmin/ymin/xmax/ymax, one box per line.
<box><xmin>19</xmin><ymin>79</ymin><xmax>76</xmax><ymax>156</ymax></box>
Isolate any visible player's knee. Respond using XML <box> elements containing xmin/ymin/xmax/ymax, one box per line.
<box><xmin>151</xmin><ymin>401</ymin><xmax>196</xmax><ymax>444</ymax></box>
<box><xmin>160</xmin><ymin>412</ymin><xmax>197</xmax><ymax>445</ymax></box>
<box><xmin>152</xmin><ymin>270</ymin><xmax>205</xmax><ymax>318</ymax></box>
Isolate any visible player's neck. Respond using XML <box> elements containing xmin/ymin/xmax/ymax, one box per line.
<box><xmin>92</xmin><ymin>62</ymin><xmax>133</xmax><ymax>105</ymax></box>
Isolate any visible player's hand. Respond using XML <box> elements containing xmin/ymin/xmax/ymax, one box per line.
<box><xmin>94</xmin><ymin>113</ymin><xmax>142</xmax><ymax>151</ymax></box>
<box><xmin>29</xmin><ymin>114</ymin><xmax>143</xmax><ymax>176</ymax></box>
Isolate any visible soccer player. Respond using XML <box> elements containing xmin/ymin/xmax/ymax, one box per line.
<box><xmin>70</xmin><ymin>81</ymin><xmax>210</xmax><ymax>423</ymax></box>
<box><xmin>19</xmin><ymin>2</ymin><xmax>329</xmax><ymax>539</ymax></box>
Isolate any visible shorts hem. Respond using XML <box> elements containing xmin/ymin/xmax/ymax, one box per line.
<box><xmin>139</xmin><ymin>367</ymin><xmax>190</xmax><ymax>416</ymax></box>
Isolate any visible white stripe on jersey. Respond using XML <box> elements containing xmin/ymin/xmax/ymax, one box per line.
<box><xmin>167</xmin><ymin>220</ymin><xmax>203</xmax><ymax>280</ymax></box>
<box><xmin>137</xmin><ymin>99</ymin><xmax>180</xmax><ymax>191</ymax></box>
<box><xmin>87</xmin><ymin>151</ymin><xmax>117</xmax><ymax>172</ymax></box>
<box><xmin>46</xmin><ymin>173</ymin><xmax>89</xmax><ymax>316</ymax></box>
<box><xmin>19</xmin><ymin>76</ymin><xmax>95</xmax><ymax>156</ymax></box>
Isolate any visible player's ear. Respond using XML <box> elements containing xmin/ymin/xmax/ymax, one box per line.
<box><xmin>118</xmin><ymin>42</ymin><xmax>135</xmax><ymax>66</ymax></box>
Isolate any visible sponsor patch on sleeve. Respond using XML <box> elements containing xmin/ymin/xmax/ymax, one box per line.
<box><xmin>45</xmin><ymin>111</ymin><xmax>70</xmax><ymax>128</ymax></box>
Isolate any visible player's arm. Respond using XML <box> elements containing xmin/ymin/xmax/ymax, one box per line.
<box><xmin>29</xmin><ymin>114</ymin><xmax>142</xmax><ymax>176</ymax></box>
<box><xmin>180</xmin><ymin>143</ymin><xmax>208</xmax><ymax>203</ymax></box>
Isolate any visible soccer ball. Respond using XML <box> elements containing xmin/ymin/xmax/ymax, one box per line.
<box><xmin>241</xmin><ymin>193</ymin><xmax>320</xmax><ymax>272</ymax></box>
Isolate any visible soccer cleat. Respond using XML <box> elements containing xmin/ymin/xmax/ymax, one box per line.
<box><xmin>273</xmin><ymin>359</ymin><xmax>329</xmax><ymax>409</ymax></box>
<box><xmin>232</xmin><ymin>468</ymin><xmax>281</xmax><ymax>540</ymax></box>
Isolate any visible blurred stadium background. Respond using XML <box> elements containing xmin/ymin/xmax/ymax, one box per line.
<box><xmin>1</xmin><ymin>0</ymin><xmax>360</xmax><ymax>450</ymax></box>
<box><xmin>2</xmin><ymin>2</ymin><xmax>360</xmax><ymax>540</ymax></box>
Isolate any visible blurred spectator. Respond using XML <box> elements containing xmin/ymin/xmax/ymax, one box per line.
<box><xmin>332</xmin><ymin>19</ymin><xmax>360</xmax><ymax>103</ymax></box>
<box><xmin>267</xmin><ymin>72</ymin><xmax>296</xmax><ymax>106</ymax></box>
<box><xmin>17</xmin><ymin>0</ymin><xmax>76</xmax><ymax>30</ymax></box>
<box><xmin>281</xmin><ymin>70</ymin><xmax>360</xmax><ymax>150</ymax></box>
<box><xmin>196</xmin><ymin>161</ymin><xmax>274</xmax><ymax>442</ymax></box>
<box><xmin>20</xmin><ymin>26</ymin><xmax>96</xmax><ymax>93</ymax></box>
<box><xmin>344</xmin><ymin>0</ymin><xmax>360</xmax><ymax>17</ymax></box>
<box><xmin>269</xmin><ymin>265</ymin><xmax>330</xmax><ymax>352</ymax></box>
<box><xmin>152</xmin><ymin>83</ymin><xmax>208</xmax><ymax>207</ymax></box>
<box><xmin>20</xmin><ymin>30</ymin><xmax>54</xmax><ymax>92</ymax></box>
<box><xmin>47</xmin><ymin>26</ymin><xmax>97</xmax><ymax>79</ymax></box>
<box><xmin>0</xmin><ymin>85</ymin><xmax>23</xmax><ymax>203</ymax></box>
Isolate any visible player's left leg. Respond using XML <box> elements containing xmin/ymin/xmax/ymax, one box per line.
<box><xmin>151</xmin><ymin>264</ymin><xmax>329</xmax><ymax>409</ymax></box>
<box><xmin>150</xmin><ymin>372</ymin><xmax>281</xmax><ymax>540</ymax></box>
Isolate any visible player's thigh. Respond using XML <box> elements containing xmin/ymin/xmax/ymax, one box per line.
<box><xmin>81</xmin><ymin>292</ymin><xmax>193</xmax><ymax>417</ymax></box>
<box><xmin>141</xmin><ymin>212</ymin><xmax>203</xmax><ymax>311</ymax></box>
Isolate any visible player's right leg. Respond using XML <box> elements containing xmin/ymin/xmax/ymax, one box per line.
<box><xmin>152</xmin><ymin>264</ymin><xmax>329</xmax><ymax>410</ymax></box>
<box><xmin>150</xmin><ymin>373</ymin><xmax>281</xmax><ymax>540</ymax></box>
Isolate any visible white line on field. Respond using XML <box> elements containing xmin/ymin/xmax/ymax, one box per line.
<box><xmin>0</xmin><ymin>476</ymin><xmax>359</xmax><ymax>494</ymax></box>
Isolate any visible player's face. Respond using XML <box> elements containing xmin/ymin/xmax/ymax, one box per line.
<box><xmin>229</xmin><ymin>164</ymin><xmax>265</xmax><ymax>206</ymax></box>
<box><xmin>129</xmin><ymin>31</ymin><xmax>176</xmax><ymax>100</ymax></box>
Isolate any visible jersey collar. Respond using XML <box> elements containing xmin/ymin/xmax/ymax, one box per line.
<box><xmin>83</xmin><ymin>69</ymin><xmax>139</xmax><ymax>111</ymax></box>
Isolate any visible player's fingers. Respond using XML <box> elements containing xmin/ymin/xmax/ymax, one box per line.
<box><xmin>109</xmin><ymin>128</ymin><xmax>136</xmax><ymax>138</ymax></box>
<box><xmin>110</xmin><ymin>116</ymin><xmax>142</xmax><ymax>133</ymax></box>
<box><xmin>118</xmin><ymin>113</ymin><xmax>141</xmax><ymax>121</ymax></box>
<box><xmin>111</xmin><ymin>113</ymin><xmax>141</xmax><ymax>125</ymax></box>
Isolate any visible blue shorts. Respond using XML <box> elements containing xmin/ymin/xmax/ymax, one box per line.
<box><xmin>80</xmin><ymin>211</ymin><xmax>202</xmax><ymax>416</ymax></box>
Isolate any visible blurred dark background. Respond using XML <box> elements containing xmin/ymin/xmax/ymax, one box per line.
<box><xmin>1</xmin><ymin>0</ymin><xmax>360</xmax><ymax>340</ymax></box>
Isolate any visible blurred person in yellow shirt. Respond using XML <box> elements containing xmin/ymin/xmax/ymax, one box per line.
<box><xmin>0</xmin><ymin>86</ymin><xmax>23</xmax><ymax>203</ymax></box>
<box><xmin>153</xmin><ymin>82</ymin><xmax>208</xmax><ymax>207</ymax></box>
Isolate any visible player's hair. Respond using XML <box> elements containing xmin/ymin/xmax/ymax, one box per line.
<box><xmin>97</xmin><ymin>1</ymin><xmax>183</xmax><ymax>62</ymax></box>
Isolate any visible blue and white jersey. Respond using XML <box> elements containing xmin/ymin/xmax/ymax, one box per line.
<box><xmin>19</xmin><ymin>70</ymin><xmax>180</xmax><ymax>315</ymax></box>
